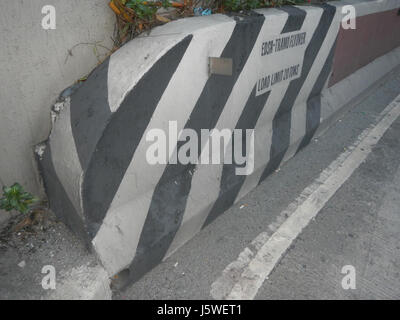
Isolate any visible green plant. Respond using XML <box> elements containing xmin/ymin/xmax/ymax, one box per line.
<box><xmin>223</xmin><ymin>0</ymin><xmax>244</xmax><ymax>11</ymax></box>
<box><xmin>125</xmin><ymin>0</ymin><xmax>158</xmax><ymax>20</ymax></box>
<box><xmin>0</xmin><ymin>183</ymin><xmax>39</xmax><ymax>215</ymax></box>
<box><xmin>123</xmin><ymin>0</ymin><xmax>172</xmax><ymax>21</ymax></box>
<box><xmin>160</xmin><ymin>0</ymin><xmax>172</xmax><ymax>9</ymax></box>
<box><xmin>221</xmin><ymin>0</ymin><xmax>309</xmax><ymax>12</ymax></box>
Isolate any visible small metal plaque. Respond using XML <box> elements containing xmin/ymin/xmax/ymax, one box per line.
<box><xmin>209</xmin><ymin>57</ymin><xmax>233</xmax><ymax>76</ymax></box>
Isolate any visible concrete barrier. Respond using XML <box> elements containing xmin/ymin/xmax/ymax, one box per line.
<box><xmin>38</xmin><ymin>0</ymin><xmax>400</xmax><ymax>284</ymax></box>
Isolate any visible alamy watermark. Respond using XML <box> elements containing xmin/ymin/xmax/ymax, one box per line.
<box><xmin>341</xmin><ymin>265</ymin><xmax>356</xmax><ymax>290</ymax></box>
<box><xmin>41</xmin><ymin>265</ymin><xmax>56</xmax><ymax>290</ymax></box>
<box><xmin>146</xmin><ymin>121</ymin><xmax>255</xmax><ymax>175</ymax></box>
<box><xmin>342</xmin><ymin>5</ymin><xmax>356</xmax><ymax>30</ymax></box>
<box><xmin>41</xmin><ymin>5</ymin><xmax>56</xmax><ymax>30</ymax></box>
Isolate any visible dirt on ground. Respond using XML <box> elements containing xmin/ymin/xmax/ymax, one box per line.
<box><xmin>0</xmin><ymin>210</ymin><xmax>94</xmax><ymax>300</ymax></box>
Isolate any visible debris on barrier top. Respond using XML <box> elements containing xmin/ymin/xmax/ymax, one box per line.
<box><xmin>109</xmin><ymin>0</ymin><xmax>188</xmax><ymax>49</ymax></box>
<box><xmin>108</xmin><ymin>0</ymin><xmax>326</xmax><ymax>50</ymax></box>
<box><xmin>193</xmin><ymin>7</ymin><xmax>212</xmax><ymax>16</ymax></box>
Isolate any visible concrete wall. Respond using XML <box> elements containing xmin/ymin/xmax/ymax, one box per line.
<box><xmin>0</xmin><ymin>0</ymin><xmax>115</xmax><ymax>197</ymax></box>
<box><xmin>38</xmin><ymin>0</ymin><xmax>400</xmax><ymax>286</ymax></box>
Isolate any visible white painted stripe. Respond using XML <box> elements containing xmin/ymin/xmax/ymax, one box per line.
<box><xmin>211</xmin><ymin>93</ymin><xmax>400</xmax><ymax>300</ymax></box>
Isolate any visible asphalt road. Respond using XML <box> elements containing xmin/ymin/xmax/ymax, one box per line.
<box><xmin>117</xmin><ymin>66</ymin><xmax>400</xmax><ymax>300</ymax></box>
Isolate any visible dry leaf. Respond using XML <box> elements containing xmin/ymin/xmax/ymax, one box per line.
<box><xmin>156</xmin><ymin>14</ymin><xmax>171</xmax><ymax>23</ymax></box>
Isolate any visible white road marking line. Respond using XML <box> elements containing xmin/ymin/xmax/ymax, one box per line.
<box><xmin>211</xmin><ymin>93</ymin><xmax>400</xmax><ymax>300</ymax></box>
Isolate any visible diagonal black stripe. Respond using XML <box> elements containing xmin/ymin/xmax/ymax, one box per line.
<box><xmin>202</xmin><ymin>87</ymin><xmax>270</xmax><ymax>228</ymax></box>
<box><xmin>82</xmin><ymin>36</ymin><xmax>193</xmax><ymax>238</ymax></box>
<box><xmin>70</xmin><ymin>58</ymin><xmax>112</xmax><ymax>170</ymax></box>
<box><xmin>38</xmin><ymin>145</ymin><xmax>89</xmax><ymax>246</ymax></box>
<box><xmin>258</xmin><ymin>4</ymin><xmax>336</xmax><ymax>184</ymax></box>
<box><xmin>296</xmin><ymin>37</ymin><xmax>338</xmax><ymax>153</ymax></box>
<box><xmin>279</xmin><ymin>5</ymin><xmax>307</xmax><ymax>33</ymax></box>
<box><xmin>127</xmin><ymin>15</ymin><xmax>265</xmax><ymax>284</ymax></box>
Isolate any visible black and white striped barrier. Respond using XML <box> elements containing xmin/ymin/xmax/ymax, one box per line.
<box><xmin>38</xmin><ymin>0</ymin><xmax>400</xmax><ymax>284</ymax></box>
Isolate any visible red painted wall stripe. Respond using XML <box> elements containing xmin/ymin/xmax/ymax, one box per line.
<box><xmin>329</xmin><ymin>8</ymin><xmax>400</xmax><ymax>87</ymax></box>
